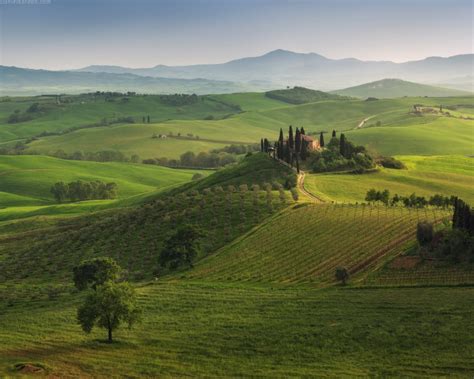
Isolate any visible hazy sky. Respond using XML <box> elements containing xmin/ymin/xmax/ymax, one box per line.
<box><xmin>0</xmin><ymin>0</ymin><xmax>472</xmax><ymax>70</ymax></box>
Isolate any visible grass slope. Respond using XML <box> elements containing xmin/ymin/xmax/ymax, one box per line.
<box><xmin>304</xmin><ymin>155</ymin><xmax>474</xmax><ymax>203</ymax></box>
<box><xmin>1</xmin><ymin>283</ymin><xmax>473</xmax><ymax>377</ymax></box>
<box><xmin>0</xmin><ymin>155</ymin><xmax>203</xmax><ymax>206</ymax></box>
<box><xmin>0</xmin><ymin>94</ymin><xmax>241</xmax><ymax>143</ymax></box>
<box><xmin>333</xmin><ymin>78</ymin><xmax>472</xmax><ymax>98</ymax></box>
<box><xmin>13</xmin><ymin>94</ymin><xmax>473</xmax><ymax>158</ymax></box>
<box><xmin>347</xmin><ymin>117</ymin><xmax>474</xmax><ymax>156</ymax></box>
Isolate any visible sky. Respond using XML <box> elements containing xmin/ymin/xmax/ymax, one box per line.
<box><xmin>0</xmin><ymin>0</ymin><xmax>472</xmax><ymax>70</ymax></box>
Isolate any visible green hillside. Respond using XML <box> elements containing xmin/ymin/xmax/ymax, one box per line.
<box><xmin>21</xmin><ymin>95</ymin><xmax>474</xmax><ymax>159</ymax></box>
<box><xmin>332</xmin><ymin>78</ymin><xmax>472</xmax><ymax>98</ymax></box>
<box><xmin>1</xmin><ymin>283</ymin><xmax>472</xmax><ymax>377</ymax></box>
<box><xmin>0</xmin><ymin>155</ymin><xmax>205</xmax><ymax>205</ymax></box>
<box><xmin>0</xmin><ymin>93</ymin><xmax>241</xmax><ymax>143</ymax></box>
<box><xmin>0</xmin><ymin>155</ymin><xmax>206</xmax><ymax>222</ymax></box>
<box><xmin>304</xmin><ymin>155</ymin><xmax>474</xmax><ymax>203</ymax></box>
<box><xmin>265</xmin><ymin>86</ymin><xmax>343</xmax><ymax>104</ymax></box>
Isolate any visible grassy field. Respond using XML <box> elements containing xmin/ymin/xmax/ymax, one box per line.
<box><xmin>20</xmin><ymin>94</ymin><xmax>474</xmax><ymax>158</ymax></box>
<box><xmin>0</xmin><ymin>94</ymin><xmax>241</xmax><ymax>143</ymax></box>
<box><xmin>304</xmin><ymin>155</ymin><xmax>474</xmax><ymax>203</ymax></box>
<box><xmin>347</xmin><ymin>117</ymin><xmax>474</xmax><ymax>156</ymax></box>
<box><xmin>0</xmin><ymin>155</ymin><xmax>205</xmax><ymax>205</ymax></box>
<box><xmin>1</xmin><ymin>282</ymin><xmax>473</xmax><ymax>377</ymax></box>
<box><xmin>0</xmin><ymin>155</ymin><xmax>207</xmax><ymax>222</ymax></box>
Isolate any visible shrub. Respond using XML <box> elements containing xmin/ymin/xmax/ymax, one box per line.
<box><xmin>417</xmin><ymin>222</ymin><xmax>434</xmax><ymax>247</ymax></box>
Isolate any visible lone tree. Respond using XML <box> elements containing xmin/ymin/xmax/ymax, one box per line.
<box><xmin>77</xmin><ymin>281</ymin><xmax>141</xmax><ymax>343</ymax></box>
<box><xmin>159</xmin><ymin>224</ymin><xmax>203</xmax><ymax>269</ymax></box>
<box><xmin>73</xmin><ymin>257</ymin><xmax>121</xmax><ymax>291</ymax></box>
<box><xmin>335</xmin><ymin>267</ymin><xmax>349</xmax><ymax>285</ymax></box>
<box><xmin>332</xmin><ymin>130</ymin><xmax>336</xmax><ymax>138</ymax></box>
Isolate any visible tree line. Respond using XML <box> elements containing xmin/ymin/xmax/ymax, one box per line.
<box><xmin>143</xmin><ymin>150</ymin><xmax>240</xmax><ymax>168</ymax></box>
<box><xmin>51</xmin><ymin>180</ymin><xmax>118</xmax><ymax>203</ymax></box>
<box><xmin>366</xmin><ymin>189</ymin><xmax>456</xmax><ymax>208</ymax></box>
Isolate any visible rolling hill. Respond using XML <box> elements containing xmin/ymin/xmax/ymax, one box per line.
<box><xmin>303</xmin><ymin>155</ymin><xmax>474</xmax><ymax>204</ymax></box>
<box><xmin>21</xmin><ymin>94</ymin><xmax>474</xmax><ymax>159</ymax></box>
<box><xmin>332</xmin><ymin>78</ymin><xmax>471</xmax><ymax>98</ymax></box>
<box><xmin>0</xmin><ymin>153</ymin><xmax>473</xmax><ymax>377</ymax></box>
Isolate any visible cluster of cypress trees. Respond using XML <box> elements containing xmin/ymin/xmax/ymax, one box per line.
<box><xmin>452</xmin><ymin>198</ymin><xmax>473</xmax><ymax>234</ymax></box>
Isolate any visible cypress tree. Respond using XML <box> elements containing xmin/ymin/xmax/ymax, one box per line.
<box><xmin>332</xmin><ymin>130</ymin><xmax>336</xmax><ymax>138</ymax></box>
<box><xmin>147</xmin><ymin>115</ymin><xmax>150</xmax><ymax>123</ymax></box>
<box><xmin>278</xmin><ymin>128</ymin><xmax>284</xmax><ymax>159</ymax></box>
<box><xmin>301</xmin><ymin>137</ymin><xmax>308</xmax><ymax>161</ymax></box>
<box><xmin>284</xmin><ymin>143</ymin><xmax>291</xmax><ymax>164</ymax></box>
<box><xmin>263</xmin><ymin>138</ymin><xmax>269</xmax><ymax>153</ymax></box>
<box><xmin>301</xmin><ymin>127</ymin><xmax>306</xmax><ymax>135</ymax></box>
<box><xmin>260</xmin><ymin>138</ymin><xmax>264</xmax><ymax>152</ymax></box>
<box><xmin>295</xmin><ymin>127</ymin><xmax>301</xmax><ymax>153</ymax></box>
<box><xmin>339</xmin><ymin>133</ymin><xmax>346</xmax><ymax>157</ymax></box>
<box><xmin>288</xmin><ymin>125</ymin><xmax>294</xmax><ymax>150</ymax></box>
<box><xmin>320</xmin><ymin>132</ymin><xmax>325</xmax><ymax>148</ymax></box>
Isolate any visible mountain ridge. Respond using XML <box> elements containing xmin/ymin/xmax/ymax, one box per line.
<box><xmin>74</xmin><ymin>49</ymin><xmax>473</xmax><ymax>90</ymax></box>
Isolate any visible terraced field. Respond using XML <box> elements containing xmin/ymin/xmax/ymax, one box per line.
<box><xmin>187</xmin><ymin>203</ymin><xmax>450</xmax><ymax>284</ymax></box>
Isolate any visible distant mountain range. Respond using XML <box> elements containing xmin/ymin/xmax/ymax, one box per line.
<box><xmin>1</xmin><ymin>50</ymin><xmax>472</xmax><ymax>96</ymax></box>
<box><xmin>331</xmin><ymin>78</ymin><xmax>472</xmax><ymax>99</ymax></box>
<box><xmin>77</xmin><ymin>49</ymin><xmax>474</xmax><ymax>91</ymax></box>
<box><xmin>0</xmin><ymin>66</ymin><xmax>257</xmax><ymax>96</ymax></box>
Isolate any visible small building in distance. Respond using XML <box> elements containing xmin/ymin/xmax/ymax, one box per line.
<box><xmin>301</xmin><ymin>135</ymin><xmax>320</xmax><ymax>151</ymax></box>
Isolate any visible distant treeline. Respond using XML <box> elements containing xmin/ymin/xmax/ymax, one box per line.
<box><xmin>158</xmin><ymin>93</ymin><xmax>199</xmax><ymax>106</ymax></box>
<box><xmin>7</xmin><ymin>102</ymin><xmax>46</xmax><ymax>123</ymax></box>
<box><xmin>49</xmin><ymin>149</ymin><xmax>141</xmax><ymax>163</ymax></box>
<box><xmin>144</xmin><ymin>151</ymin><xmax>238</xmax><ymax>168</ymax></box>
<box><xmin>143</xmin><ymin>144</ymin><xmax>260</xmax><ymax>169</ymax></box>
<box><xmin>366</xmin><ymin>189</ymin><xmax>456</xmax><ymax>208</ymax></box>
<box><xmin>51</xmin><ymin>180</ymin><xmax>118</xmax><ymax>203</ymax></box>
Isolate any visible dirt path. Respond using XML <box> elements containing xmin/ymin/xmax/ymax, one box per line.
<box><xmin>356</xmin><ymin>115</ymin><xmax>375</xmax><ymax>129</ymax></box>
<box><xmin>297</xmin><ymin>171</ymin><xmax>324</xmax><ymax>203</ymax></box>
<box><xmin>273</xmin><ymin>157</ymin><xmax>324</xmax><ymax>203</ymax></box>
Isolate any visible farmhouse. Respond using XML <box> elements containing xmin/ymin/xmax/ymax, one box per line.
<box><xmin>301</xmin><ymin>135</ymin><xmax>320</xmax><ymax>151</ymax></box>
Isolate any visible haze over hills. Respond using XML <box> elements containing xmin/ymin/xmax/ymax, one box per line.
<box><xmin>1</xmin><ymin>50</ymin><xmax>472</xmax><ymax>96</ymax></box>
<box><xmin>0</xmin><ymin>66</ymin><xmax>257</xmax><ymax>96</ymax></box>
<box><xmin>77</xmin><ymin>49</ymin><xmax>474</xmax><ymax>91</ymax></box>
<box><xmin>332</xmin><ymin>78</ymin><xmax>472</xmax><ymax>99</ymax></box>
